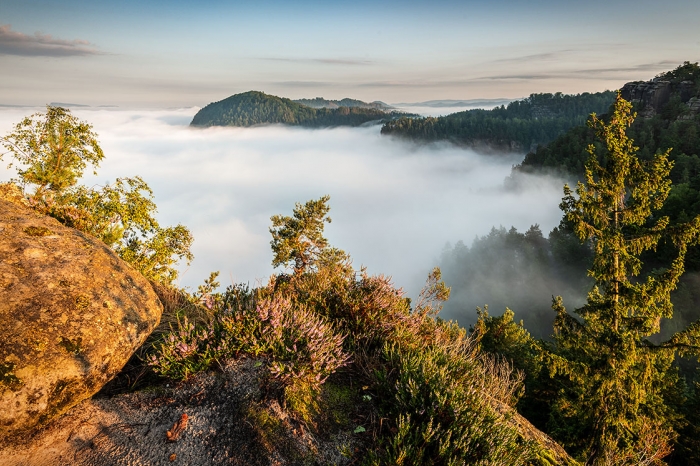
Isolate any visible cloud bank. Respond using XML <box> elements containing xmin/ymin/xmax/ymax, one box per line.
<box><xmin>0</xmin><ymin>107</ymin><xmax>567</xmax><ymax>304</ymax></box>
<box><xmin>0</xmin><ymin>24</ymin><xmax>99</xmax><ymax>57</ymax></box>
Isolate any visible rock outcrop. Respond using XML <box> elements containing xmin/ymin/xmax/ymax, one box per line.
<box><xmin>0</xmin><ymin>184</ymin><xmax>163</xmax><ymax>441</ymax></box>
<box><xmin>621</xmin><ymin>78</ymin><xmax>700</xmax><ymax>118</ymax></box>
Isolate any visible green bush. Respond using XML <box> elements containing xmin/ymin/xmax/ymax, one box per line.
<box><xmin>1</xmin><ymin>106</ymin><xmax>193</xmax><ymax>284</ymax></box>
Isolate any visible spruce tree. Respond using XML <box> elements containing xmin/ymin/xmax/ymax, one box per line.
<box><xmin>551</xmin><ymin>94</ymin><xmax>700</xmax><ymax>464</ymax></box>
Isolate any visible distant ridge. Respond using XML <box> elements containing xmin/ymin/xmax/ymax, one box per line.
<box><xmin>49</xmin><ymin>102</ymin><xmax>91</xmax><ymax>107</ymax></box>
<box><xmin>293</xmin><ymin>97</ymin><xmax>393</xmax><ymax>111</ymax></box>
<box><xmin>393</xmin><ymin>98</ymin><xmax>514</xmax><ymax>108</ymax></box>
<box><xmin>190</xmin><ymin>91</ymin><xmax>414</xmax><ymax>128</ymax></box>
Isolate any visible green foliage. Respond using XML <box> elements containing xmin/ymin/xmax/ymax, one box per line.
<box><xmin>190</xmin><ymin>91</ymin><xmax>414</xmax><ymax>128</ymax></box>
<box><xmin>550</xmin><ymin>95</ymin><xmax>700</xmax><ymax>464</ymax></box>
<box><xmin>148</xmin><ymin>316</ymin><xmax>218</xmax><ymax>380</ymax></box>
<box><xmin>1</xmin><ymin>106</ymin><xmax>103</xmax><ymax>195</ymax></box>
<box><xmin>1</xmin><ymin>106</ymin><xmax>193</xmax><ymax>284</ymax></box>
<box><xmin>149</xmin><ymin>198</ymin><xmax>553</xmax><ymax>463</ymax></box>
<box><xmin>292</xmin><ymin>97</ymin><xmax>392</xmax><ymax>111</ymax></box>
<box><xmin>365</xmin><ymin>340</ymin><xmax>534</xmax><ymax>466</ymax></box>
<box><xmin>269</xmin><ymin>195</ymin><xmax>341</xmax><ymax>274</ymax></box>
<box><xmin>471</xmin><ymin>308</ymin><xmax>557</xmax><ymax>432</ymax></box>
<box><xmin>381</xmin><ymin>91</ymin><xmax>615</xmax><ymax>151</ymax></box>
<box><xmin>472</xmin><ymin>308</ymin><xmax>544</xmax><ymax>383</ymax></box>
<box><xmin>519</xmin><ymin>64</ymin><xmax>700</xmax><ymax>208</ymax></box>
<box><xmin>658</xmin><ymin>61</ymin><xmax>700</xmax><ymax>86</ymax></box>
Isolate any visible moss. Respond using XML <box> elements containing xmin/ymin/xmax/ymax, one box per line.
<box><xmin>284</xmin><ymin>381</ymin><xmax>320</xmax><ymax>425</ymax></box>
<box><xmin>37</xmin><ymin>379</ymin><xmax>76</xmax><ymax>425</ymax></box>
<box><xmin>246</xmin><ymin>402</ymin><xmax>315</xmax><ymax>464</ymax></box>
<box><xmin>0</xmin><ymin>362</ymin><xmax>23</xmax><ymax>392</ymax></box>
<box><xmin>23</xmin><ymin>226</ymin><xmax>53</xmax><ymax>236</ymax></box>
<box><xmin>75</xmin><ymin>295</ymin><xmax>90</xmax><ymax>310</ymax></box>
<box><xmin>320</xmin><ymin>383</ymin><xmax>356</xmax><ymax>429</ymax></box>
<box><xmin>59</xmin><ymin>336</ymin><xmax>82</xmax><ymax>355</ymax></box>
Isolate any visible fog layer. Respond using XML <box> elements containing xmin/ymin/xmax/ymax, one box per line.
<box><xmin>0</xmin><ymin>107</ymin><xmax>567</xmax><ymax>305</ymax></box>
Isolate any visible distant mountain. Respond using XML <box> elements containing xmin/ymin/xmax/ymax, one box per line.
<box><xmin>393</xmin><ymin>98</ymin><xmax>514</xmax><ymax>108</ymax></box>
<box><xmin>381</xmin><ymin>91</ymin><xmax>616</xmax><ymax>152</ymax></box>
<box><xmin>292</xmin><ymin>97</ymin><xmax>393</xmax><ymax>111</ymax></box>
<box><xmin>191</xmin><ymin>91</ymin><xmax>413</xmax><ymax>128</ymax></box>
<box><xmin>49</xmin><ymin>102</ymin><xmax>91</xmax><ymax>107</ymax></box>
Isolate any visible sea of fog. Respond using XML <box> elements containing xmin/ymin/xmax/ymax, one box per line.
<box><xmin>0</xmin><ymin>106</ymin><xmax>566</xmax><ymax>301</ymax></box>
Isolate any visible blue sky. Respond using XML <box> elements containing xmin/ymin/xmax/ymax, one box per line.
<box><xmin>1</xmin><ymin>0</ymin><xmax>699</xmax><ymax>107</ymax></box>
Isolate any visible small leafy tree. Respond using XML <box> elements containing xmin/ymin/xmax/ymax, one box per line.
<box><xmin>270</xmin><ymin>195</ymin><xmax>349</xmax><ymax>275</ymax></box>
<box><xmin>2</xmin><ymin>106</ymin><xmax>103</xmax><ymax>197</ymax></box>
<box><xmin>550</xmin><ymin>94</ymin><xmax>700</xmax><ymax>464</ymax></box>
<box><xmin>1</xmin><ymin>106</ymin><xmax>193</xmax><ymax>284</ymax></box>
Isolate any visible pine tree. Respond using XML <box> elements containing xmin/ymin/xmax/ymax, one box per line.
<box><xmin>550</xmin><ymin>94</ymin><xmax>700</xmax><ymax>465</ymax></box>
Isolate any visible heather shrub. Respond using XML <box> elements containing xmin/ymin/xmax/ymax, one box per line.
<box><xmin>227</xmin><ymin>291</ymin><xmax>349</xmax><ymax>421</ymax></box>
<box><xmin>364</xmin><ymin>319</ymin><xmax>535</xmax><ymax>466</ymax></box>
<box><xmin>148</xmin><ymin>316</ymin><xmax>219</xmax><ymax>380</ymax></box>
<box><xmin>147</xmin><ymin>197</ymin><xmax>559</xmax><ymax>462</ymax></box>
<box><xmin>148</xmin><ymin>280</ymin><xmax>349</xmax><ymax>421</ymax></box>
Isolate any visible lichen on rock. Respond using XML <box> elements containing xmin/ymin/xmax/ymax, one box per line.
<box><xmin>0</xmin><ymin>191</ymin><xmax>163</xmax><ymax>441</ymax></box>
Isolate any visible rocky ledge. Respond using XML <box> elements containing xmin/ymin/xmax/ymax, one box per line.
<box><xmin>0</xmin><ymin>184</ymin><xmax>163</xmax><ymax>441</ymax></box>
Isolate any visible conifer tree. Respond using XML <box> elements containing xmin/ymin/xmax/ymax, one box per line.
<box><xmin>551</xmin><ymin>94</ymin><xmax>700</xmax><ymax>465</ymax></box>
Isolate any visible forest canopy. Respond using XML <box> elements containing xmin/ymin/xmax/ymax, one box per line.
<box><xmin>190</xmin><ymin>91</ymin><xmax>414</xmax><ymax>128</ymax></box>
<box><xmin>380</xmin><ymin>91</ymin><xmax>616</xmax><ymax>152</ymax></box>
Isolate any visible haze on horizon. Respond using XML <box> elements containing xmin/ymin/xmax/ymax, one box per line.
<box><xmin>1</xmin><ymin>0</ymin><xmax>699</xmax><ymax>108</ymax></box>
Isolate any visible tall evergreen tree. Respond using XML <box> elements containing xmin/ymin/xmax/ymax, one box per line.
<box><xmin>550</xmin><ymin>94</ymin><xmax>700</xmax><ymax>464</ymax></box>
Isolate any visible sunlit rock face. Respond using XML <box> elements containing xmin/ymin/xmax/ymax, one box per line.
<box><xmin>0</xmin><ymin>184</ymin><xmax>162</xmax><ymax>440</ymax></box>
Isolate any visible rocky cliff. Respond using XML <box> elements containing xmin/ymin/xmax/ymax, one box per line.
<box><xmin>620</xmin><ymin>73</ymin><xmax>700</xmax><ymax>119</ymax></box>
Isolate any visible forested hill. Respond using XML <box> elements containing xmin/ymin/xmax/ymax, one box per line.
<box><xmin>190</xmin><ymin>91</ymin><xmax>412</xmax><ymax>128</ymax></box>
<box><xmin>517</xmin><ymin>62</ymin><xmax>700</xmax><ymax>270</ymax></box>
<box><xmin>520</xmin><ymin>62</ymin><xmax>700</xmax><ymax>177</ymax></box>
<box><xmin>380</xmin><ymin>91</ymin><xmax>616</xmax><ymax>152</ymax></box>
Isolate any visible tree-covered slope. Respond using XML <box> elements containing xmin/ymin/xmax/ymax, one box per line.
<box><xmin>380</xmin><ymin>91</ymin><xmax>616</xmax><ymax>152</ymax></box>
<box><xmin>190</xmin><ymin>91</ymin><xmax>410</xmax><ymax>128</ymax></box>
<box><xmin>519</xmin><ymin>64</ymin><xmax>700</xmax><ymax>255</ymax></box>
<box><xmin>520</xmin><ymin>62</ymin><xmax>700</xmax><ymax>177</ymax></box>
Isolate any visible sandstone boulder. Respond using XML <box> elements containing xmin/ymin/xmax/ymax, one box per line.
<box><xmin>0</xmin><ymin>185</ymin><xmax>163</xmax><ymax>440</ymax></box>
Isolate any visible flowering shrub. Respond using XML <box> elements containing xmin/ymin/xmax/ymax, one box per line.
<box><xmin>144</xmin><ymin>196</ymin><xmax>556</xmax><ymax>462</ymax></box>
<box><xmin>148</xmin><ymin>288</ymin><xmax>349</xmax><ymax>422</ymax></box>
<box><xmin>148</xmin><ymin>317</ymin><xmax>220</xmax><ymax>380</ymax></box>
<box><xmin>213</xmin><ymin>293</ymin><xmax>349</xmax><ymax>388</ymax></box>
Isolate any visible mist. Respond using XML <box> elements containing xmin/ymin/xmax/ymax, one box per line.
<box><xmin>0</xmin><ymin>107</ymin><xmax>569</xmax><ymax>323</ymax></box>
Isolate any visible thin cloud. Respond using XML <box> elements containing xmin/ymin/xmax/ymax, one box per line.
<box><xmin>478</xmin><ymin>60</ymin><xmax>684</xmax><ymax>81</ymax></box>
<box><xmin>0</xmin><ymin>24</ymin><xmax>100</xmax><ymax>57</ymax></box>
<box><xmin>274</xmin><ymin>80</ymin><xmax>335</xmax><ymax>88</ymax></box>
<box><xmin>582</xmin><ymin>60</ymin><xmax>681</xmax><ymax>74</ymax></box>
<box><xmin>480</xmin><ymin>74</ymin><xmax>555</xmax><ymax>81</ymax></box>
<box><xmin>490</xmin><ymin>50</ymin><xmax>573</xmax><ymax>64</ymax></box>
<box><xmin>259</xmin><ymin>57</ymin><xmax>374</xmax><ymax>66</ymax></box>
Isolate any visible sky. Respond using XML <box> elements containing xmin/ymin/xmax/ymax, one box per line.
<box><xmin>1</xmin><ymin>0</ymin><xmax>699</xmax><ymax>107</ymax></box>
